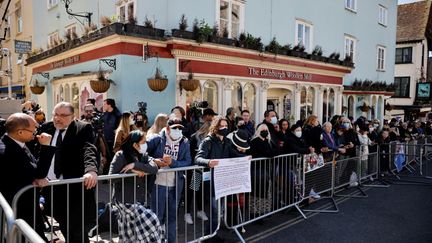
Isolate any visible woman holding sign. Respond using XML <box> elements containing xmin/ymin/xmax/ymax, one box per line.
<box><xmin>195</xmin><ymin>116</ymin><xmax>244</xmax><ymax>240</ymax></box>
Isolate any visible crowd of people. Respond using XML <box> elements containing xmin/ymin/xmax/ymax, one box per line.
<box><xmin>1</xmin><ymin>98</ymin><xmax>432</xmax><ymax>242</ymax></box>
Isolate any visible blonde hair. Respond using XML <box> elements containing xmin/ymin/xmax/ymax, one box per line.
<box><xmin>115</xmin><ymin>112</ymin><xmax>133</xmax><ymax>135</ymax></box>
<box><xmin>253</xmin><ymin>123</ymin><xmax>271</xmax><ymax>143</ymax></box>
<box><xmin>147</xmin><ymin>113</ymin><xmax>168</xmax><ymax>138</ymax></box>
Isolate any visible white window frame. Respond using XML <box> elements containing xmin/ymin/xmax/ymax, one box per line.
<box><xmin>48</xmin><ymin>31</ymin><xmax>59</xmax><ymax>48</ymax></box>
<box><xmin>16</xmin><ymin>5</ymin><xmax>22</xmax><ymax>34</ymax></box>
<box><xmin>116</xmin><ymin>0</ymin><xmax>136</xmax><ymax>23</ymax></box>
<box><xmin>345</xmin><ymin>0</ymin><xmax>357</xmax><ymax>12</ymax></box>
<box><xmin>215</xmin><ymin>0</ymin><xmax>245</xmax><ymax>39</ymax></box>
<box><xmin>295</xmin><ymin>19</ymin><xmax>313</xmax><ymax>52</ymax></box>
<box><xmin>377</xmin><ymin>46</ymin><xmax>386</xmax><ymax>71</ymax></box>
<box><xmin>378</xmin><ymin>5</ymin><xmax>388</xmax><ymax>26</ymax></box>
<box><xmin>344</xmin><ymin>35</ymin><xmax>356</xmax><ymax>62</ymax></box>
<box><xmin>47</xmin><ymin>0</ymin><xmax>59</xmax><ymax>10</ymax></box>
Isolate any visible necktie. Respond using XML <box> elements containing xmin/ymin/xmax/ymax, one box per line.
<box><xmin>54</xmin><ymin>129</ymin><xmax>65</xmax><ymax>179</ymax></box>
<box><xmin>23</xmin><ymin>145</ymin><xmax>36</xmax><ymax>165</ymax></box>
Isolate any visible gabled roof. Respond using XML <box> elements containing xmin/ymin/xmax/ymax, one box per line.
<box><xmin>397</xmin><ymin>0</ymin><xmax>432</xmax><ymax>43</ymax></box>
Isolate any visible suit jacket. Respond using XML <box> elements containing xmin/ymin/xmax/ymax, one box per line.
<box><xmin>39</xmin><ymin>120</ymin><xmax>98</xmax><ymax>179</ymax></box>
<box><xmin>0</xmin><ymin>135</ymin><xmax>56</xmax><ymax>240</ymax></box>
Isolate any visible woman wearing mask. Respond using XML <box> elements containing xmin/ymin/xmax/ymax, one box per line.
<box><xmin>277</xmin><ymin>119</ymin><xmax>290</xmax><ymax>148</ymax></box>
<box><xmin>358</xmin><ymin>125</ymin><xmax>373</xmax><ymax>177</ymax></box>
<box><xmin>109</xmin><ymin>130</ymin><xmax>159</xmax><ymax>204</ymax></box>
<box><xmin>171</xmin><ymin>106</ymin><xmax>193</xmax><ymax>139</ymax></box>
<box><xmin>135</xmin><ymin>113</ymin><xmax>149</xmax><ymax>132</ymax></box>
<box><xmin>113</xmin><ymin>112</ymin><xmax>137</xmax><ymax>153</ymax></box>
<box><xmin>302</xmin><ymin>115</ymin><xmax>323</xmax><ymax>153</ymax></box>
<box><xmin>195</xmin><ymin>116</ymin><xmax>243</xmax><ymax>239</ymax></box>
<box><xmin>322</xmin><ymin>122</ymin><xmax>346</xmax><ymax>161</ymax></box>
<box><xmin>249</xmin><ymin>124</ymin><xmax>279</xmax><ymax>158</ymax></box>
<box><xmin>283</xmin><ymin>124</ymin><xmax>314</xmax><ymax>154</ymax></box>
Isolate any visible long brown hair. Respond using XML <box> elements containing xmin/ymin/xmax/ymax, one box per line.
<box><xmin>209</xmin><ymin>116</ymin><xmax>227</xmax><ymax>136</ymax></box>
<box><xmin>116</xmin><ymin>112</ymin><xmax>133</xmax><ymax>135</ymax></box>
<box><xmin>147</xmin><ymin>113</ymin><xmax>168</xmax><ymax>138</ymax></box>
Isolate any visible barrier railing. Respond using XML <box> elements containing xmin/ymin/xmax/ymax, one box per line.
<box><xmin>4</xmin><ymin>139</ymin><xmax>431</xmax><ymax>242</ymax></box>
<box><xmin>11</xmin><ymin>166</ymin><xmax>220</xmax><ymax>243</ymax></box>
<box><xmin>9</xmin><ymin>219</ymin><xmax>45</xmax><ymax>243</ymax></box>
<box><xmin>222</xmin><ymin>153</ymin><xmax>305</xmax><ymax>243</ymax></box>
<box><xmin>0</xmin><ymin>193</ymin><xmax>15</xmax><ymax>243</ymax></box>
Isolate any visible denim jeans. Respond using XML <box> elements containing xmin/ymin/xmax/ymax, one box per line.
<box><xmin>151</xmin><ymin>185</ymin><xmax>180</xmax><ymax>243</ymax></box>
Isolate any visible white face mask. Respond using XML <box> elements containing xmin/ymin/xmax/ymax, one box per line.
<box><xmin>270</xmin><ymin>117</ymin><xmax>278</xmax><ymax>125</ymax></box>
<box><xmin>130</xmin><ymin>119</ymin><xmax>135</xmax><ymax>125</ymax></box>
<box><xmin>140</xmin><ymin>143</ymin><xmax>147</xmax><ymax>154</ymax></box>
<box><xmin>374</xmin><ymin>124</ymin><xmax>379</xmax><ymax>128</ymax></box>
<box><xmin>356</xmin><ymin>127</ymin><xmax>360</xmax><ymax>132</ymax></box>
<box><xmin>362</xmin><ymin>134</ymin><xmax>368</xmax><ymax>138</ymax></box>
<box><xmin>170</xmin><ymin>128</ymin><xmax>183</xmax><ymax>140</ymax></box>
<box><xmin>369</xmin><ymin>127</ymin><xmax>374</xmax><ymax>132</ymax></box>
<box><xmin>295</xmin><ymin>131</ymin><xmax>302</xmax><ymax>138</ymax></box>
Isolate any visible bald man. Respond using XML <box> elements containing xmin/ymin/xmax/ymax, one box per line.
<box><xmin>0</xmin><ymin>113</ymin><xmax>56</xmax><ymax>240</ymax></box>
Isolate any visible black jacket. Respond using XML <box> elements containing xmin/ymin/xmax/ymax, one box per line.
<box><xmin>248</xmin><ymin>137</ymin><xmax>279</xmax><ymax>158</ymax></box>
<box><xmin>283</xmin><ymin>132</ymin><xmax>310</xmax><ymax>154</ymax></box>
<box><xmin>303</xmin><ymin>125</ymin><xmax>322</xmax><ymax>152</ymax></box>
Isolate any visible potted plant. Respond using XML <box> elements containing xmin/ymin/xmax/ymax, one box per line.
<box><xmin>328</xmin><ymin>52</ymin><xmax>341</xmax><ymax>65</ymax></box>
<box><xmin>309</xmin><ymin>45</ymin><xmax>327</xmax><ymax>62</ymax></box>
<box><xmin>291</xmin><ymin>43</ymin><xmax>307</xmax><ymax>58</ymax></box>
<box><xmin>147</xmin><ymin>67</ymin><xmax>168</xmax><ymax>92</ymax></box>
<box><xmin>180</xmin><ymin>73</ymin><xmax>200</xmax><ymax>92</ymax></box>
<box><xmin>243</xmin><ymin>33</ymin><xmax>263</xmax><ymax>51</ymax></box>
<box><xmin>123</xmin><ymin>16</ymin><xmax>165</xmax><ymax>38</ymax></box>
<box><xmin>281</xmin><ymin>44</ymin><xmax>292</xmax><ymax>56</ymax></box>
<box><xmin>265</xmin><ymin>37</ymin><xmax>282</xmax><ymax>54</ymax></box>
<box><xmin>30</xmin><ymin>79</ymin><xmax>45</xmax><ymax>95</ymax></box>
<box><xmin>90</xmin><ymin>70</ymin><xmax>115</xmax><ymax>93</ymax></box>
<box><xmin>360</xmin><ymin>102</ymin><xmax>370</xmax><ymax>112</ymax></box>
<box><xmin>195</xmin><ymin>19</ymin><xmax>212</xmax><ymax>43</ymax></box>
<box><xmin>172</xmin><ymin>14</ymin><xmax>195</xmax><ymax>39</ymax></box>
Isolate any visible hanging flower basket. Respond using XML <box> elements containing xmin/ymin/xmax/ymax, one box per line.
<box><xmin>180</xmin><ymin>73</ymin><xmax>199</xmax><ymax>91</ymax></box>
<box><xmin>90</xmin><ymin>70</ymin><xmax>115</xmax><ymax>93</ymax></box>
<box><xmin>30</xmin><ymin>86</ymin><xmax>45</xmax><ymax>95</ymax></box>
<box><xmin>90</xmin><ymin>79</ymin><xmax>111</xmax><ymax>93</ymax></box>
<box><xmin>360</xmin><ymin>102</ymin><xmax>370</xmax><ymax>112</ymax></box>
<box><xmin>148</xmin><ymin>67</ymin><xmax>168</xmax><ymax>92</ymax></box>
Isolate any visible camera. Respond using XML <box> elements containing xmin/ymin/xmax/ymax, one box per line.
<box><xmin>137</xmin><ymin>102</ymin><xmax>147</xmax><ymax>115</ymax></box>
<box><xmin>91</xmin><ymin>112</ymin><xmax>104</xmax><ymax>132</ymax></box>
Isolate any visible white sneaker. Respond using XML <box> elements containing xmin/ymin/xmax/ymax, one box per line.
<box><xmin>196</xmin><ymin>210</ymin><xmax>208</xmax><ymax>221</ymax></box>
<box><xmin>309</xmin><ymin>189</ymin><xmax>321</xmax><ymax>199</ymax></box>
<box><xmin>184</xmin><ymin>213</ymin><xmax>193</xmax><ymax>224</ymax></box>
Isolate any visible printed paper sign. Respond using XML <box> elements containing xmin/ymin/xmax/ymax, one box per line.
<box><xmin>213</xmin><ymin>156</ymin><xmax>251</xmax><ymax>200</ymax></box>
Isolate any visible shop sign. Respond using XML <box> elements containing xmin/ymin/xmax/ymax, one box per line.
<box><xmin>247</xmin><ymin>67</ymin><xmax>312</xmax><ymax>81</ymax></box>
<box><xmin>49</xmin><ymin>55</ymin><xmax>81</xmax><ymax>69</ymax></box>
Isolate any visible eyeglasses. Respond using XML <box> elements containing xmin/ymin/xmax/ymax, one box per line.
<box><xmin>84</xmin><ymin>110</ymin><xmax>93</xmax><ymax>113</ymax></box>
<box><xmin>20</xmin><ymin>128</ymin><xmax>37</xmax><ymax>136</ymax></box>
<box><xmin>53</xmin><ymin>113</ymin><xmax>73</xmax><ymax>118</ymax></box>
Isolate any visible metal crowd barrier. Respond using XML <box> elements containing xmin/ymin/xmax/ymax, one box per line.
<box><xmin>11</xmin><ymin>166</ymin><xmax>220</xmax><ymax>243</ymax></box>
<box><xmin>222</xmin><ymin>153</ymin><xmax>305</xmax><ymax>243</ymax></box>
<box><xmin>0</xmin><ymin>193</ymin><xmax>15</xmax><ymax>243</ymax></box>
<box><xmin>9</xmin><ymin>220</ymin><xmax>45</xmax><ymax>243</ymax></box>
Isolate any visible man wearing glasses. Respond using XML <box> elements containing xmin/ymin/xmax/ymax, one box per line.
<box><xmin>0</xmin><ymin>113</ymin><xmax>56</xmax><ymax>241</ymax></box>
<box><xmin>39</xmin><ymin>101</ymin><xmax>98</xmax><ymax>243</ymax></box>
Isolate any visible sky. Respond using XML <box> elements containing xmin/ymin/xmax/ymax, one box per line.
<box><xmin>398</xmin><ymin>0</ymin><xmax>424</xmax><ymax>4</ymax></box>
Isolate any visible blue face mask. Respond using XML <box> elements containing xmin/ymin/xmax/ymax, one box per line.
<box><xmin>343</xmin><ymin>122</ymin><xmax>350</xmax><ymax>129</ymax></box>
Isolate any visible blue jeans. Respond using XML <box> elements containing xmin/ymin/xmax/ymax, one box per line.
<box><xmin>151</xmin><ymin>185</ymin><xmax>180</xmax><ymax>243</ymax></box>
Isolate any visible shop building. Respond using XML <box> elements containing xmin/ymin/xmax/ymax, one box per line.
<box><xmin>25</xmin><ymin>0</ymin><xmax>397</xmax><ymax>123</ymax></box>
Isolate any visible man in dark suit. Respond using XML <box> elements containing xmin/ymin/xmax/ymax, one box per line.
<box><xmin>0</xmin><ymin>113</ymin><xmax>56</xmax><ymax>241</ymax></box>
<box><xmin>39</xmin><ymin>102</ymin><xmax>98</xmax><ymax>243</ymax></box>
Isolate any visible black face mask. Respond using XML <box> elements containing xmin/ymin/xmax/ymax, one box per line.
<box><xmin>136</xmin><ymin>120</ymin><xmax>144</xmax><ymax>127</ymax></box>
<box><xmin>260</xmin><ymin>130</ymin><xmax>269</xmax><ymax>138</ymax></box>
<box><xmin>218</xmin><ymin>128</ymin><xmax>229</xmax><ymax>137</ymax></box>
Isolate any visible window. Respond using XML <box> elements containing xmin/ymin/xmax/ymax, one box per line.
<box><xmin>47</xmin><ymin>0</ymin><xmax>59</xmax><ymax>9</ymax></box>
<box><xmin>295</xmin><ymin>20</ymin><xmax>313</xmax><ymax>52</ymax></box>
<box><xmin>243</xmin><ymin>83</ymin><xmax>256</xmax><ymax>119</ymax></box>
<box><xmin>377</xmin><ymin>46</ymin><xmax>386</xmax><ymax>71</ymax></box>
<box><xmin>344</xmin><ymin>35</ymin><xmax>356</xmax><ymax>62</ymax></box>
<box><xmin>394</xmin><ymin>77</ymin><xmax>410</xmax><ymax>98</ymax></box>
<box><xmin>116</xmin><ymin>0</ymin><xmax>135</xmax><ymax>23</ymax></box>
<box><xmin>203</xmin><ymin>81</ymin><xmax>218</xmax><ymax>111</ymax></box>
<box><xmin>15</xmin><ymin>4</ymin><xmax>22</xmax><ymax>33</ymax></box>
<box><xmin>378</xmin><ymin>5</ymin><xmax>388</xmax><ymax>26</ymax></box>
<box><xmin>5</xmin><ymin>15</ymin><xmax>10</xmax><ymax>39</ymax></box>
<box><xmin>345</xmin><ymin>0</ymin><xmax>357</xmax><ymax>12</ymax></box>
<box><xmin>65</xmin><ymin>24</ymin><xmax>77</xmax><ymax>39</ymax></box>
<box><xmin>300</xmin><ymin>87</ymin><xmax>315</xmax><ymax>121</ymax></box>
<box><xmin>217</xmin><ymin>0</ymin><xmax>244</xmax><ymax>39</ymax></box>
<box><xmin>48</xmin><ymin>32</ymin><xmax>59</xmax><ymax>48</ymax></box>
<box><xmin>232</xmin><ymin>82</ymin><xmax>242</xmax><ymax>115</ymax></box>
<box><xmin>395</xmin><ymin>47</ymin><xmax>412</xmax><ymax>64</ymax></box>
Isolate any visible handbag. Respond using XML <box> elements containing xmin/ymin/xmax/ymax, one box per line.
<box><xmin>189</xmin><ymin>170</ymin><xmax>202</xmax><ymax>191</ymax></box>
